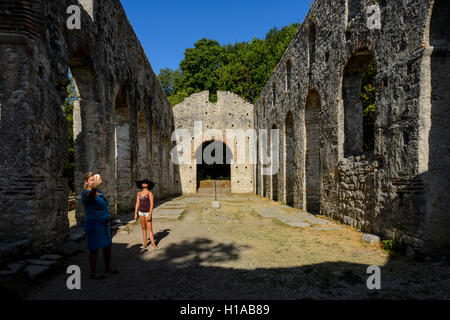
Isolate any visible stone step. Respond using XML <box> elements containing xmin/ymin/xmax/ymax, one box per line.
<box><xmin>55</xmin><ymin>241</ymin><xmax>82</xmax><ymax>256</ymax></box>
<box><xmin>26</xmin><ymin>259</ymin><xmax>57</xmax><ymax>266</ymax></box>
<box><xmin>153</xmin><ymin>208</ymin><xmax>185</xmax><ymax>220</ymax></box>
<box><xmin>39</xmin><ymin>254</ymin><xmax>62</xmax><ymax>261</ymax></box>
<box><xmin>253</xmin><ymin>205</ymin><xmax>333</xmax><ymax>228</ymax></box>
<box><xmin>25</xmin><ymin>265</ymin><xmax>51</xmax><ymax>280</ymax></box>
<box><xmin>70</xmin><ymin>230</ymin><xmax>85</xmax><ymax>241</ymax></box>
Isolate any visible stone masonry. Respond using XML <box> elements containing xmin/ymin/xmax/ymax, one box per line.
<box><xmin>0</xmin><ymin>0</ymin><xmax>448</xmax><ymax>260</ymax></box>
<box><xmin>0</xmin><ymin>0</ymin><xmax>178</xmax><ymax>258</ymax></box>
<box><xmin>173</xmin><ymin>91</ymin><xmax>254</xmax><ymax>194</ymax></box>
<box><xmin>254</xmin><ymin>0</ymin><xmax>449</xmax><ymax>254</ymax></box>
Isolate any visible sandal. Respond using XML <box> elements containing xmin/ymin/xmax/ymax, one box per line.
<box><xmin>140</xmin><ymin>247</ymin><xmax>148</xmax><ymax>253</ymax></box>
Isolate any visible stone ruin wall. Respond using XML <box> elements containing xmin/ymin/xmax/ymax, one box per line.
<box><xmin>0</xmin><ymin>0</ymin><xmax>178</xmax><ymax>257</ymax></box>
<box><xmin>254</xmin><ymin>0</ymin><xmax>449</xmax><ymax>254</ymax></box>
<box><xmin>0</xmin><ymin>0</ymin><xmax>448</xmax><ymax>259</ymax></box>
<box><xmin>173</xmin><ymin>91</ymin><xmax>254</xmax><ymax>194</ymax></box>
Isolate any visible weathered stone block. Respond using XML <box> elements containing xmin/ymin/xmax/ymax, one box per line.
<box><xmin>362</xmin><ymin>234</ymin><xmax>380</xmax><ymax>245</ymax></box>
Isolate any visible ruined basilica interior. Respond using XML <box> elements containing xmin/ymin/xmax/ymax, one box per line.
<box><xmin>0</xmin><ymin>0</ymin><xmax>448</xmax><ymax>260</ymax></box>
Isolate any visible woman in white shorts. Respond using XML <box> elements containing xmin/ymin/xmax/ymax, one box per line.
<box><xmin>134</xmin><ymin>179</ymin><xmax>158</xmax><ymax>250</ymax></box>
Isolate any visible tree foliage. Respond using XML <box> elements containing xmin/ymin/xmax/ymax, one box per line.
<box><xmin>361</xmin><ymin>60</ymin><xmax>377</xmax><ymax>152</ymax></box>
<box><xmin>159</xmin><ymin>23</ymin><xmax>300</xmax><ymax>106</ymax></box>
<box><xmin>62</xmin><ymin>72</ymin><xmax>77</xmax><ymax>192</ymax></box>
<box><xmin>158</xmin><ymin>67</ymin><xmax>181</xmax><ymax>97</ymax></box>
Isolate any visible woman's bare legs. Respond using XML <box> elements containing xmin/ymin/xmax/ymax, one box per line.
<box><xmin>147</xmin><ymin>220</ymin><xmax>158</xmax><ymax>248</ymax></box>
<box><xmin>139</xmin><ymin>216</ymin><xmax>148</xmax><ymax>248</ymax></box>
<box><xmin>102</xmin><ymin>245</ymin><xmax>116</xmax><ymax>272</ymax></box>
<box><xmin>89</xmin><ymin>249</ymin><xmax>104</xmax><ymax>278</ymax></box>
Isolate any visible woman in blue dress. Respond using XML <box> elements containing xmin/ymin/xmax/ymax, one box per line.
<box><xmin>81</xmin><ymin>172</ymin><xmax>118</xmax><ymax>279</ymax></box>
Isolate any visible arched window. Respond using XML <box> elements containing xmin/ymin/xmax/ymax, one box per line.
<box><xmin>305</xmin><ymin>90</ymin><xmax>321</xmax><ymax>214</ymax></box>
<box><xmin>151</xmin><ymin>123</ymin><xmax>161</xmax><ymax>198</ymax></box>
<box><xmin>284</xmin><ymin>111</ymin><xmax>294</xmax><ymax>206</ymax></box>
<box><xmin>137</xmin><ymin>112</ymin><xmax>148</xmax><ymax>179</ymax></box>
<box><xmin>342</xmin><ymin>49</ymin><xmax>376</xmax><ymax>157</ymax></box>
<box><xmin>271</xmin><ymin>124</ymin><xmax>279</xmax><ymax>202</ymax></box>
<box><xmin>424</xmin><ymin>0</ymin><xmax>450</xmax><ymax>247</ymax></box>
<box><xmin>114</xmin><ymin>88</ymin><xmax>133</xmax><ymax>213</ymax></box>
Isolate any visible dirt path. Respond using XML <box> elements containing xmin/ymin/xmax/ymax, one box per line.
<box><xmin>22</xmin><ymin>194</ymin><xmax>450</xmax><ymax>299</ymax></box>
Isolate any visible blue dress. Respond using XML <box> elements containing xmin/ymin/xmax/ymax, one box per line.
<box><xmin>81</xmin><ymin>188</ymin><xmax>112</xmax><ymax>250</ymax></box>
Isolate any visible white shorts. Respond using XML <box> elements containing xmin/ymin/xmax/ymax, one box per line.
<box><xmin>138</xmin><ymin>211</ymin><xmax>149</xmax><ymax>217</ymax></box>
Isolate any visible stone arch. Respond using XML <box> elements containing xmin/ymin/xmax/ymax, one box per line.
<box><xmin>342</xmin><ymin>49</ymin><xmax>376</xmax><ymax>157</ymax></box>
<box><xmin>263</xmin><ymin>123</ymin><xmax>270</xmax><ymax>198</ymax></box>
<box><xmin>114</xmin><ymin>87</ymin><xmax>133</xmax><ymax>213</ymax></box>
<box><xmin>168</xmin><ymin>138</ymin><xmax>175</xmax><ymax>195</ymax></box>
<box><xmin>271</xmin><ymin>123</ymin><xmax>279</xmax><ymax>202</ymax></box>
<box><xmin>68</xmin><ymin>53</ymin><xmax>100</xmax><ymax>222</ymax></box>
<box><xmin>308</xmin><ymin>21</ymin><xmax>317</xmax><ymax>71</ymax></box>
<box><xmin>161</xmin><ymin>132</ymin><xmax>169</xmax><ymax>197</ymax></box>
<box><xmin>137</xmin><ymin>112</ymin><xmax>148</xmax><ymax>179</ymax></box>
<box><xmin>195</xmin><ymin>139</ymin><xmax>232</xmax><ymax>191</ymax></box>
<box><xmin>429</xmin><ymin>0</ymin><xmax>449</xmax><ymax>47</ymax></box>
<box><xmin>422</xmin><ymin>0</ymin><xmax>450</xmax><ymax>249</ymax></box>
<box><xmin>151</xmin><ymin>122</ymin><xmax>161</xmax><ymax>199</ymax></box>
<box><xmin>304</xmin><ymin>90</ymin><xmax>321</xmax><ymax>214</ymax></box>
<box><xmin>284</xmin><ymin>110</ymin><xmax>295</xmax><ymax>206</ymax></box>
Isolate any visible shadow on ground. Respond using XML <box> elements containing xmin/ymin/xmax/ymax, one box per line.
<box><xmin>2</xmin><ymin>234</ymin><xmax>448</xmax><ymax>300</ymax></box>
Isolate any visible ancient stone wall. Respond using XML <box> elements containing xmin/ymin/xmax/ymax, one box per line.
<box><xmin>254</xmin><ymin>0</ymin><xmax>449</xmax><ymax>254</ymax></box>
<box><xmin>173</xmin><ymin>91</ymin><xmax>254</xmax><ymax>194</ymax></box>
<box><xmin>0</xmin><ymin>0</ymin><xmax>177</xmax><ymax>257</ymax></box>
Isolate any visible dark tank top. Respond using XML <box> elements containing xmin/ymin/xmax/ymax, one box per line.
<box><xmin>138</xmin><ymin>193</ymin><xmax>150</xmax><ymax>212</ymax></box>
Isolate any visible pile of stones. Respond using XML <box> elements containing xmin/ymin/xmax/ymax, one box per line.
<box><xmin>0</xmin><ymin>228</ymin><xmax>86</xmax><ymax>280</ymax></box>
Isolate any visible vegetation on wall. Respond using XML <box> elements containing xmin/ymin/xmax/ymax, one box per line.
<box><xmin>361</xmin><ymin>60</ymin><xmax>377</xmax><ymax>153</ymax></box>
<box><xmin>62</xmin><ymin>72</ymin><xmax>76</xmax><ymax>193</ymax></box>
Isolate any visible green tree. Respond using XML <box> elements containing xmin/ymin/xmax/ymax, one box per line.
<box><xmin>62</xmin><ymin>72</ymin><xmax>77</xmax><ymax>192</ymax></box>
<box><xmin>361</xmin><ymin>60</ymin><xmax>377</xmax><ymax>152</ymax></box>
<box><xmin>160</xmin><ymin>22</ymin><xmax>300</xmax><ymax>106</ymax></box>
<box><xmin>178</xmin><ymin>38</ymin><xmax>228</xmax><ymax>102</ymax></box>
<box><xmin>158</xmin><ymin>68</ymin><xmax>181</xmax><ymax>96</ymax></box>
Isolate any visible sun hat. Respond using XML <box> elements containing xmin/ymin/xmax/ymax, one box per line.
<box><xmin>136</xmin><ymin>178</ymin><xmax>155</xmax><ymax>190</ymax></box>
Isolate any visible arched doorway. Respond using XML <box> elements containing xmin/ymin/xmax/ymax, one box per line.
<box><xmin>114</xmin><ymin>88</ymin><xmax>133</xmax><ymax>214</ymax></box>
<box><xmin>151</xmin><ymin>123</ymin><xmax>161</xmax><ymax>199</ymax></box>
<box><xmin>284</xmin><ymin>111</ymin><xmax>294</xmax><ymax>206</ymax></box>
<box><xmin>424</xmin><ymin>0</ymin><xmax>450</xmax><ymax>248</ymax></box>
<box><xmin>64</xmin><ymin>54</ymin><xmax>101</xmax><ymax>223</ymax></box>
<box><xmin>271</xmin><ymin>124</ymin><xmax>279</xmax><ymax>201</ymax></box>
<box><xmin>195</xmin><ymin>140</ymin><xmax>232</xmax><ymax>192</ymax></box>
<box><xmin>342</xmin><ymin>49</ymin><xmax>376</xmax><ymax>157</ymax></box>
<box><xmin>305</xmin><ymin>90</ymin><xmax>321</xmax><ymax>214</ymax></box>
<box><xmin>137</xmin><ymin>112</ymin><xmax>149</xmax><ymax>179</ymax></box>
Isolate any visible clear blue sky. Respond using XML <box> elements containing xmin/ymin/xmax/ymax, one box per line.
<box><xmin>120</xmin><ymin>0</ymin><xmax>311</xmax><ymax>75</ymax></box>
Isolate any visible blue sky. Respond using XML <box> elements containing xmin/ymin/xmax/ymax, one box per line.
<box><xmin>120</xmin><ymin>0</ymin><xmax>311</xmax><ymax>75</ymax></box>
